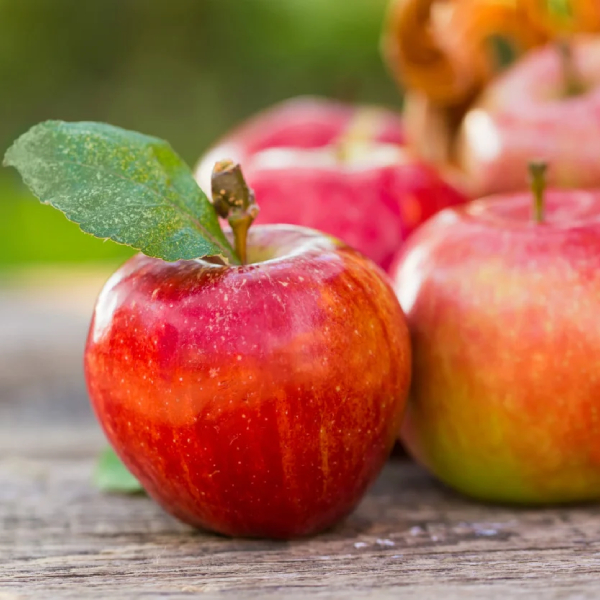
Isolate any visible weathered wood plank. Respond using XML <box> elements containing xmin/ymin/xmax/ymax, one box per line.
<box><xmin>2</xmin><ymin>432</ymin><xmax>600</xmax><ymax>599</ymax></box>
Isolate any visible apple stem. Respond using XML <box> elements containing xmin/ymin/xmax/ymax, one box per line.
<box><xmin>529</xmin><ymin>161</ymin><xmax>547</xmax><ymax>225</ymax></box>
<box><xmin>211</xmin><ymin>160</ymin><xmax>260</xmax><ymax>265</ymax></box>
<box><xmin>557</xmin><ymin>39</ymin><xmax>585</xmax><ymax>97</ymax></box>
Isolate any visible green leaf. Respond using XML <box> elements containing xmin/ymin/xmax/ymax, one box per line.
<box><xmin>3</xmin><ymin>121</ymin><xmax>238</xmax><ymax>263</ymax></box>
<box><xmin>94</xmin><ymin>447</ymin><xmax>144</xmax><ymax>494</ymax></box>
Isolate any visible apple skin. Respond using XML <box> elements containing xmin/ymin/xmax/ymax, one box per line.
<box><xmin>85</xmin><ymin>225</ymin><xmax>411</xmax><ymax>538</ymax></box>
<box><xmin>390</xmin><ymin>190</ymin><xmax>600</xmax><ymax>504</ymax></box>
<box><xmin>457</xmin><ymin>37</ymin><xmax>600</xmax><ymax>197</ymax></box>
<box><xmin>195</xmin><ymin>97</ymin><xmax>467</xmax><ymax>272</ymax></box>
<box><xmin>195</xmin><ymin>96</ymin><xmax>405</xmax><ymax>186</ymax></box>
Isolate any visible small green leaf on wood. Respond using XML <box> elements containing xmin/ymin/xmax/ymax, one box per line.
<box><xmin>94</xmin><ymin>447</ymin><xmax>144</xmax><ymax>494</ymax></box>
<box><xmin>3</xmin><ymin>121</ymin><xmax>238</xmax><ymax>263</ymax></box>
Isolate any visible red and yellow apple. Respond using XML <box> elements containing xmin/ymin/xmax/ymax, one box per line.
<box><xmin>86</xmin><ymin>225</ymin><xmax>411</xmax><ymax>538</ymax></box>
<box><xmin>196</xmin><ymin>97</ymin><xmax>467</xmax><ymax>272</ymax></box>
<box><xmin>457</xmin><ymin>36</ymin><xmax>600</xmax><ymax>196</ymax></box>
<box><xmin>391</xmin><ymin>183</ymin><xmax>600</xmax><ymax>503</ymax></box>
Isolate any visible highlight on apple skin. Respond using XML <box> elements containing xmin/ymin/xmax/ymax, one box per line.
<box><xmin>390</xmin><ymin>188</ymin><xmax>600</xmax><ymax>504</ymax></box>
<box><xmin>85</xmin><ymin>224</ymin><xmax>412</xmax><ymax>538</ymax></box>
<box><xmin>195</xmin><ymin>96</ymin><xmax>468</xmax><ymax>272</ymax></box>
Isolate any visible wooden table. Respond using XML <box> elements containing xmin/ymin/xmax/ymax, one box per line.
<box><xmin>2</xmin><ymin>281</ymin><xmax>600</xmax><ymax>599</ymax></box>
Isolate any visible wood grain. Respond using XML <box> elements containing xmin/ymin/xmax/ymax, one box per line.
<box><xmin>1</xmin><ymin>285</ymin><xmax>600</xmax><ymax>599</ymax></box>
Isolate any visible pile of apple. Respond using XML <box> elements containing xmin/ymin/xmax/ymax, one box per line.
<box><xmin>195</xmin><ymin>96</ymin><xmax>467</xmax><ymax>272</ymax></box>
<box><xmin>5</xmin><ymin>5</ymin><xmax>600</xmax><ymax>541</ymax></box>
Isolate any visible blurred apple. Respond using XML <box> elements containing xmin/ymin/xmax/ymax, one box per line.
<box><xmin>196</xmin><ymin>96</ymin><xmax>404</xmax><ymax>178</ymax></box>
<box><xmin>457</xmin><ymin>36</ymin><xmax>600</xmax><ymax>196</ymax></box>
<box><xmin>196</xmin><ymin>96</ymin><xmax>467</xmax><ymax>271</ymax></box>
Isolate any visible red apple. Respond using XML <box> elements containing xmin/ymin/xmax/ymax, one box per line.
<box><xmin>195</xmin><ymin>96</ymin><xmax>405</xmax><ymax>186</ymax></box>
<box><xmin>85</xmin><ymin>224</ymin><xmax>411</xmax><ymax>538</ymax></box>
<box><xmin>390</xmin><ymin>180</ymin><xmax>600</xmax><ymax>503</ymax></box>
<box><xmin>195</xmin><ymin>97</ymin><xmax>467</xmax><ymax>272</ymax></box>
<box><xmin>457</xmin><ymin>36</ymin><xmax>600</xmax><ymax>196</ymax></box>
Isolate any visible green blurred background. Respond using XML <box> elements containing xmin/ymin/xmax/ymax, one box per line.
<box><xmin>0</xmin><ymin>0</ymin><xmax>400</xmax><ymax>268</ymax></box>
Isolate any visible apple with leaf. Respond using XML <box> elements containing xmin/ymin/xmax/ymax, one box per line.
<box><xmin>4</xmin><ymin>121</ymin><xmax>411</xmax><ymax>538</ymax></box>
